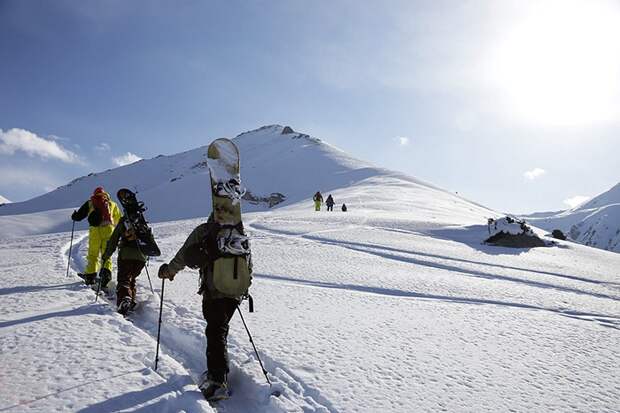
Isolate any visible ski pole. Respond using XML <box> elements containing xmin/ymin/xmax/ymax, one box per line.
<box><xmin>236</xmin><ymin>305</ymin><xmax>271</xmax><ymax>386</ymax></box>
<box><xmin>95</xmin><ymin>271</ymin><xmax>102</xmax><ymax>303</ymax></box>
<box><xmin>155</xmin><ymin>278</ymin><xmax>165</xmax><ymax>371</ymax></box>
<box><xmin>144</xmin><ymin>257</ymin><xmax>154</xmax><ymax>294</ymax></box>
<box><xmin>66</xmin><ymin>220</ymin><xmax>76</xmax><ymax>277</ymax></box>
<box><xmin>135</xmin><ymin>245</ymin><xmax>155</xmax><ymax>294</ymax></box>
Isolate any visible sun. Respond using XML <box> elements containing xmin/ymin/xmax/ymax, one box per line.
<box><xmin>489</xmin><ymin>0</ymin><xmax>620</xmax><ymax>126</ymax></box>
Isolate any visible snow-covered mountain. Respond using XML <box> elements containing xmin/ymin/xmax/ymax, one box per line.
<box><xmin>1</xmin><ymin>126</ymin><xmax>618</xmax><ymax>412</ymax></box>
<box><xmin>0</xmin><ymin>195</ymin><xmax>10</xmax><ymax>204</ymax></box>
<box><xmin>0</xmin><ymin>125</ymin><xmax>495</xmax><ymax>237</ymax></box>
<box><xmin>524</xmin><ymin>182</ymin><xmax>620</xmax><ymax>252</ymax></box>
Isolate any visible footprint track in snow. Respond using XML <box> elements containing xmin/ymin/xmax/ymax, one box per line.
<box><xmin>62</xmin><ymin>234</ymin><xmax>335</xmax><ymax>412</ymax></box>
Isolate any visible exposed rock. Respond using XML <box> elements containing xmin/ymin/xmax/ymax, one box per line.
<box><xmin>191</xmin><ymin>160</ymin><xmax>209</xmax><ymax>170</ymax></box>
<box><xmin>243</xmin><ymin>191</ymin><xmax>286</xmax><ymax>208</ymax></box>
<box><xmin>281</xmin><ymin>126</ymin><xmax>295</xmax><ymax>134</ymax></box>
<box><xmin>551</xmin><ymin>229</ymin><xmax>567</xmax><ymax>240</ymax></box>
<box><xmin>485</xmin><ymin>216</ymin><xmax>548</xmax><ymax>248</ymax></box>
<box><xmin>486</xmin><ymin>232</ymin><xmax>547</xmax><ymax>248</ymax></box>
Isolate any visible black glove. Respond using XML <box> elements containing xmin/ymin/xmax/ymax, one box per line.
<box><xmin>158</xmin><ymin>263</ymin><xmax>175</xmax><ymax>281</ymax></box>
<box><xmin>98</xmin><ymin>268</ymin><xmax>112</xmax><ymax>288</ymax></box>
<box><xmin>71</xmin><ymin>210</ymin><xmax>79</xmax><ymax>221</ymax></box>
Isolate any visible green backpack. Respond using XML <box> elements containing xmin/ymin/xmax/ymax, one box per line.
<box><xmin>185</xmin><ymin>220</ymin><xmax>252</xmax><ymax>299</ymax></box>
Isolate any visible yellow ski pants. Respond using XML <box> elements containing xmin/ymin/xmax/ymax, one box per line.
<box><xmin>85</xmin><ymin>225</ymin><xmax>115</xmax><ymax>274</ymax></box>
<box><xmin>314</xmin><ymin>200</ymin><xmax>321</xmax><ymax>211</ymax></box>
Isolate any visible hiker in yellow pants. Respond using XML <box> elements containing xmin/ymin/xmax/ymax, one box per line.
<box><xmin>71</xmin><ymin>187</ymin><xmax>121</xmax><ymax>286</ymax></box>
<box><xmin>313</xmin><ymin>191</ymin><xmax>323</xmax><ymax>211</ymax></box>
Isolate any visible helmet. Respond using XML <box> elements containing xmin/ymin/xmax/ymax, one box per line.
<box><xmin>93</xmin><ymin>187</ymin><xmax>105</xmax><ymax>195</ymax></box>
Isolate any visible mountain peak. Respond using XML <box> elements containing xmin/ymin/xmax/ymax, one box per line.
<box><xmin>235</xmin><ymin>124</ymin><xmax>286</xmax><ymax>138</ymax></box>
<box><xmin>234</xmin><ymin>125</ymin><xmax>324</xmax><ymax>151</ymax></box>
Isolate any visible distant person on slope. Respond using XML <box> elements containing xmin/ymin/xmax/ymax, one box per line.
<box><xmin>313</xmin><ymin>191</ymin><xmax>323</xmax><ymax>211</ymax></box>
<box><xmin>341</xmin><ymin>203</ymin><xmax>347</xmax><ymax>212</ymax></box>
<box><xmin>157</xmin><ymin>213</ymin><xmax>253</xmax><ymax>401</ymax></box>
<box><xmin>71</xmin><ymin>187</ymin><xmax>121</xmax><ymax>286</ymax></box>
<box><xmin>101</xmin><ymin>213</ymin><xmax>154</xmax><ymax>315</ymax></box>
<box><xmin>325</xmin><ymin>194</ymin><xmax>335</xmax><ymax>211</ymax></box>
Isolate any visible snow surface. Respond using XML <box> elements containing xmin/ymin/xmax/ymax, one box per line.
<box><xmin>1</xmin><ymin>178</ymin><xmax>619</xmax><ymax>412</ymax></box>
<box><xmin>525</xmin><ymin>182</ymin><xmax>620</xmax><ymax>252</ymax></box>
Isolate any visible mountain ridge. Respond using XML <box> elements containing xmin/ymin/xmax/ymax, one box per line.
<box><xmin>0</xmin><ymin>125</ymin><xmax>496</xmax><ymax>237</ymax></box>
<box><xmin>524</xmin><ymin>182</ymin><xmax>620</xmax><ymax>252</ymax></box>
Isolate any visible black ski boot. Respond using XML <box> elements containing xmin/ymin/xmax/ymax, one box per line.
<box><xmin>117</xmin><ymin>297</ymin><xmax>133</xmax><ymax>316</ymax></box>
<box><xmin>198</xmin><ymin>372</ymin><xmax>230</xmax><ymax>401</ymax></box>
<box><xmin>78</xmin><ymin>273</ymin><xmax>97</xmax><ymax>285</ymax></box>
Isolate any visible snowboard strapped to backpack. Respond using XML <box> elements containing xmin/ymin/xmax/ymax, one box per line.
<box><xmin>181</xmin><ymin>138</ymin><xmax>252</xmax><ymax>300</ymax></box>
<box><xmin>116</xmin><ymin>188</ymin><xmax>161</xmax><ymax>257</ymax></box>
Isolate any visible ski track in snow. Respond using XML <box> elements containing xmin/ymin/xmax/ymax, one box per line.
<box><xmin>64</xmin><ymin>235</ymin><xmax>335</xmax><ymax>413</ymax></box>
<box><xmin>0</xmin><ymin>233</ymin><xmax>213</xmax><ymax>413</ymax></box>
<box><xmin>247</xmin><ymin>220</ymin><xmax>620</xmax><ymax>330</ymax></box>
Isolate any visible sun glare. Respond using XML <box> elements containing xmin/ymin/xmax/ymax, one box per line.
<box><xmin>490</xmin><ymin>0</ymin><xmax>620</xmax><ymax>126</ymax></box>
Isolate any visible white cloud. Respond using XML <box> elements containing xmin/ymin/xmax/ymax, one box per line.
<box><xmin>563</xmin><ymin>195</ymin><xmax>590</xmax><ymax>209</ymax></box>
<box><xmin>523</xmin><ymin>168</ymin><xmax>546</xmax><ymax>180</ymax></box>
<box><xmin>0</xmin><ymin>128</ymin><xmax>80</xmax><ymax>163</ymax></box>
<box><xmin>113</xmin><ymin>152</ymin><xmax>142</xmax><ymax>166</ymax></box>
<box><xmin>48</xmin><ymin>134</ymin><xmax>70</xmax><ymax>142</ymax></box>
<box><xmin>395</xmin><ymin>136</ymin><xmax>410</xmax><ymax>146</ymax></box>
<box><xmin>95</xmin><ymin>142</ymin><xmax>111</xmax><ymax>152</ymax></box>
<box><xmin>0</xmin><ymin>166</ymin><xmax>60</xmax><ymax>188</ymax></box>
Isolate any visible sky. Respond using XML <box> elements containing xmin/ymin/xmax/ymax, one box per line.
<box><xmin>0</xmin><ymin>0</ymin><xmax>618</xmax><ymax>213</ymax></box>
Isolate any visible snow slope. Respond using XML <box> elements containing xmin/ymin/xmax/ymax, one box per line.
<box><xmin>525</xmin><ymin>182</ymin><xmax>620</xmax><ymax>252</ymax></box>
<box><xmin>0</xmin><ymin>125</ymin><xmax>489</xmax><ymax>238</ymax></box>
<box><xmin>0</xmin><ymin>234</ymin><xmax>213</xmax><ymax>412</ymax></box>
<box><xmin>1</xmin><ymin>180</ymin><xmax>619</xmax><ymax>412</ymax></box>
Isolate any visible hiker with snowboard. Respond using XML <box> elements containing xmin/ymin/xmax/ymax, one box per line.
<box><xmin>71</xmin><ymin>187</ymin><xmax>121</xmax><ymax>286</ymax></box>
<box><xmin>325</xmin><ymin>194</ymin><xmax>335</xmax><ymax>211</ymax></box>
<box><xmin>101</xmin><ymin>212</ymin><xmax>154</xmax><ymax>315</ymax></box>
<box><xmin>313</xmin><ymin>191</ymin><xmax>323</xmax><ymax>211</ymax></box>
<box><xmin>157</xmin><ymin>213</ymin><xmax>252</xmax><ymax>401</ymax></box>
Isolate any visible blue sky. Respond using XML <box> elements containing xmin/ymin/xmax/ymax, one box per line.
<box><xmin>1</xmin><ymin>0</ymin><xmax>618</xmax><ymax>213</ymax></box>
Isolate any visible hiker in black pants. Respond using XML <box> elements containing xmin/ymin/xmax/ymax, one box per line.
<box><xmin>158</xmin><ymin>213</ymin><xmax>252</xmax><ymax>401</ymax></box>
<box><xmin>325</xmin><ymin>194</ymin><xmax>335</xmax><ymax>211</ymax></box>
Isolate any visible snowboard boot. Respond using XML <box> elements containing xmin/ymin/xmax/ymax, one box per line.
<box><xmin>117</xmin><ymin>297</ymin><xmax>133</xmax><ymax>316</ymax></box>
<box><xmin>198</xmin><ymin>372</ymin><xmax>230</xmax><ymax>401</ymax></box>
<box><xmin>78</xmin><ymin>273</ymin><xmax>97</xmax><ymax>285</ymax></box>
<box><xmin>99</xmin><ymin>268</ymin><xmax>112</xmax><ymax>289</ymax></box>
